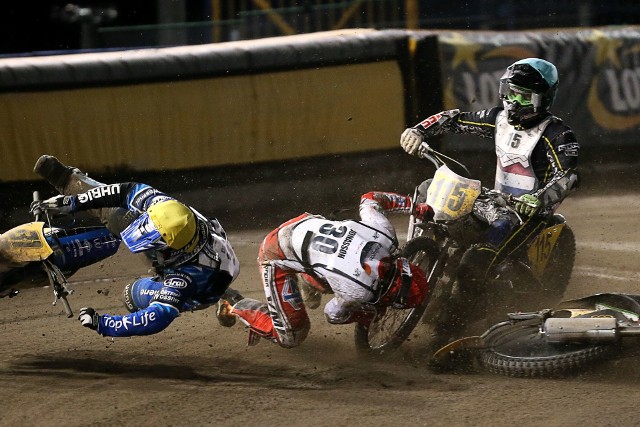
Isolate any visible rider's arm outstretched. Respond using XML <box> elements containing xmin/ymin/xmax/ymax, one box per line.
<box><xmin>400</xmin><ymin>108</ymin><xmax>500</xmax><ymax>156</ymax></box>
<box><xmin>36</xmin><ymin>182</ymin><xmax>173</xmax><ymax>216</ymax></box>
<box><xmin>359</xmin><ymin>191</ymin><xmax>432</xmax><ymax>229</ymax></box>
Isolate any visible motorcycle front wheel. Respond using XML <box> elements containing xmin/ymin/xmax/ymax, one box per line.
<box><xmin>354</xmin><ymin>237</ymin><xmax>439</xmax><ymax>356</ymax></box>
<box><xmin>480</xmin><ymin>319</ymin><xmax>620</xmax><ymax>377</ymax></box>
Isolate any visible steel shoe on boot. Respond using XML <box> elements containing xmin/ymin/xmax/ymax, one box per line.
<box><xmin>33</xmin><ymin>155</ymin><xmax>79</xmax><ymax>194</ymax></box>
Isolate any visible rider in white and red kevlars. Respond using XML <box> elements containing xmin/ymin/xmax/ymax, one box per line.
<box><xmin>228</xmin><ymin>191</ymin><xmax>430</xmax><ymax>348</ymax></box>
<box><xmin>400</xmin><ymin>58</ymin><xmax>579</xmax><ymax>336</ymax></box>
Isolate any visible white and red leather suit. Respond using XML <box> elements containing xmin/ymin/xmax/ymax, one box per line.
<box><xmin>231</xmin><ymin>192</ymin><xmax>427</xmax><ymax>348</ymax></box>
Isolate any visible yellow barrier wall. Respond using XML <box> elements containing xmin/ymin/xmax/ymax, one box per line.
<box><xmin>0</xmin><ymin>61</ymin><xmax>404</xmax><ymax>182</ymax></box>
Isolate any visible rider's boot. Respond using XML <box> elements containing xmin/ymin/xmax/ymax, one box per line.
<box><xmin>216</xmin><ymin>300</ymin><xmax>237</xmax><ymax>327</ymax></box>
<box><xmin>34</xmin><ymin>155</ymin><xmax>102</xmax><ymax>195</ymax></box>
<box><xmin>216</xmin><ymin>287</ymin><xmax>246</xmax><ymax>327</ymax></box>
<box><xmin>34</xmin><ymin>155</ymin><xmax>132</xmax><ymax>234</ymax></box>
<box><xmin>231</xmin><ymin>297</ymin><xmax>279</xmax><ymax>346</ymax></box>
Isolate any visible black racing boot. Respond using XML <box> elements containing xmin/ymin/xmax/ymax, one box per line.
<box><xmin>33</xmin><ymin>155</ymin><xmax>129</xmax><ymax>234</ymax></box>
<box><xmin>33</xmin><ymin>155</ymin><xmax>77</xmax><ymax>194</ymax></box>
<box><xmin>34</xmin><ymin>154</ymin><xmax>107</xmax><ymax>197</ymax></box>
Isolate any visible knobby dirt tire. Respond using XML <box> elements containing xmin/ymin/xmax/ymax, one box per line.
<box><xmin>354</xmin><ymin>237</ymin><xmax>439</xmax><ymax>356</ymax></box>
<box><xmin>480</xmin><ymin>320</ymin><xmax>620</xmax><ymax>377</ymax></box>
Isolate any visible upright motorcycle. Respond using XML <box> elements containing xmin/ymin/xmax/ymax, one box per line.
<box><xmin>414</xmin><ymin>143</ymin><xmax>575</xmax><ymax>322</ymax></box>
<box><xmin>354</xmin><ymin>143</ymin><xmax>575</xmax><ymax>354</ymax></box>
<box><xmin>0</xmin><ymin>192</ymin><xmax>121</xmax><ymax>317</ymax></box>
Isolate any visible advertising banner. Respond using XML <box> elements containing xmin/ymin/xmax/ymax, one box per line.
<box><xmin>431</xmin><ymin>28</ymin><xmax>640</xmax><ymax>146</ymax></box>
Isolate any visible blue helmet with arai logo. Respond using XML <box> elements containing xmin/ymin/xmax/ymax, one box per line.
<box><xmin>499</xmin><ymin>58</ymin><xmax>559</xmax><ymax>127</ymax></box>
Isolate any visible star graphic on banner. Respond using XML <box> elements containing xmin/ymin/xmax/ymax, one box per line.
<box><xmin>441</xmin><ymin>32</ymin><xmax>483</xmax><ymax>72</ymax></box>
<box><xmin>587</xmin><ymin>30</ymin><xmax>622</xmax><ymax>68</ymax></box>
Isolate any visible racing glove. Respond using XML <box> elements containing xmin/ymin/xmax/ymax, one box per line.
<box><xmin>31</xmin><ymin>195</ymin><xmax>76</xmax><ymax>216</ymax></box>
<box><xmin>400</xmin><ymin>128</ymin><xmax>426</xmax><ymax>156</ymax></box>
<box><xmin>78</xmin><ymin>307</ymin><xmax>100</xmax><ymax>331</ymax></box>
<box><xmin>514</xmin><ymin>194</ymin><xmax>541</xmax><ymax>217</ymax></box>
<box><xmin>414</xmin><ymin>203</ymin><xmax>433</xmax><ymax>221</ymax></box>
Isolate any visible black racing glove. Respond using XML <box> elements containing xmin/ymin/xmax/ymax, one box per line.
<box><xmin>31</xmin><ymin>195</ymin><xmax>76</xmax><ymax>216</ymax></box>
<box><xmin>78</xmin><ymin>307</ymin><xmax>100</xmax><ymax>331</ymax></box>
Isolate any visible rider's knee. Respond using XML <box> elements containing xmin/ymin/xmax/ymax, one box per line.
<box><xmin>257</xmin><ymin>231</ymin><xmax>283</xmax><ymax>264</ymax></box>
<box><xmin>485</xmin><ymin>218</ymin><xmax>516</xmax><ymax>247</ymax></box>
<box><xmin>65</xmin><ymin>170</ymin><xmax>104</xmax><ymax>195</ymax></box>
<box><xmin>278</xmin><ymin>320</ymin><xmax>310</xmax><ymax>348</ymax></box>
<box><xmin>416</xmin><ymin>179</ymin><xmax>433</xmax><ymax>203</ymax></box>
<box><xmin>123</xmin><ymin>277</ymin><xmax>163</xmax><ymax>312</ymax></box>
<box><xmin>457</xmin><ymin>244</ymin><xmax>497</xmax><ymax>290</ymax></box>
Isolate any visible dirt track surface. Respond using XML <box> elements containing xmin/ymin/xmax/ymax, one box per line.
<box><xmin>2</xmin><ymin>189</ymin><xmax>640</xmax><ymax>427</ymax></box>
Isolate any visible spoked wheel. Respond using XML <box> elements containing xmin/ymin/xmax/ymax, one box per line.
<box><xmin>354</xmin><ymin>237</ymin><xmax>439</xmax><ymax>355</ymax></box>
<box><xmin>480</xmin><ymin>320</ymin><xmax>620</xmax><ymax>377</ymax></box>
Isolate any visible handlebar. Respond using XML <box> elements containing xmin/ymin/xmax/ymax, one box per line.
<box><xmin>32</xmin><ymin>191</ymin><xmax>43</xmax><ymax>222</ymax></box>
<box><xmin>31</xmin><ymin>191</ymin><xmax>76</xmax><ymax>227</ymax></box>
<box><xmin>417</xmin><ymin>142</ymin><xmax>472</xmax><ymax>178</ymax></box>
<box><xmin>416</xmin><ymin>144</ymin><xmax>529</xmax><ymax>224</ymax></box>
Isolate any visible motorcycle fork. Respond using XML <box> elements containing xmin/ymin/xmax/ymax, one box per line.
<box><xmin>42</xmin><ymin>260</ymin><xmax>74</xmax><ymax>318</ymax></box>
<box><xmin>420</xmin><ymin>239</ymin><xmax>458</xmax><ymax>324</ymax></box>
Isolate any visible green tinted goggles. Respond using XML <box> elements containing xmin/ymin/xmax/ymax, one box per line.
<box><xmin>505</xmin><ymin>84</ymin><xmax>533</xmax><ymax>106</ymax></box>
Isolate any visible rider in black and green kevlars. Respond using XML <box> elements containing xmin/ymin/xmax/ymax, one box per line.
<box><xmin>400</xmin><ymin>58</ymin><xmax>580</xmax><ymax>345</ymax></box>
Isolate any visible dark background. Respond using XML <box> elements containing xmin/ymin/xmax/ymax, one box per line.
<box><xmin>2</xmin><ymin>1</ymin><xmax>640</xmax><ymax>55</ymax></box>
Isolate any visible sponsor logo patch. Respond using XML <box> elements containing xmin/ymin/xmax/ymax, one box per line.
<box><xmin>164</xmin><ymin>277</ymin><xmax>189</xmax><ymax>289</ymax></box>
<box><xmin>419</xmin><ymin>113</ymin><xmax>443</xmax><ymax>129</ymax></box>
<box><xmin>77</xmin><ymin>184</ymin><xmax>121</xmax><ymax>204</ymax></box>
<box><xmin>163</xmin><ymin>272</ymin><xmax>192</xmax><ymax>289</ymax></box>
<box><xmin>102</xmin><ymin>311</ymin><xmax>157</xmax><ymax>331</ymax></box>
<box><xmin>131</xmin><ymin>187</ymin><xmax>164</xmax><ymax>208</ymax></box>
<box><xmin>282</xmin><ymin>277</ymin><xmax>303</xmax><ymax>310</ymax></box>
<box><xmin>557</xmin><ymin>142</ymin><xmax>579</xmax><ymax>157</ymax></box>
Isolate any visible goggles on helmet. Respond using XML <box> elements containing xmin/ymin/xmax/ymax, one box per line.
<box><xmin>121</xmin><ymin>212</ymin><xmax>169</xmax><ymax>253</ymax></box>
<box><xmin>500</xmin><ymin>82</ymin><xmax>534</xmax><ymax>106</ymax></box>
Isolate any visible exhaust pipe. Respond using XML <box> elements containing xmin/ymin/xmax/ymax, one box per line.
<box><xmin>544</xmin><ymin>317</ymin><xmax>619</xmax><ymax>344</ymax></box>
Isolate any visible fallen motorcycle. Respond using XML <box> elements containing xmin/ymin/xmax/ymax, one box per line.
<box><xmin>355</xmin><ymin>143</ymin><xmax>576</xmax><ymax>355</ymax></box>
<box><xmin>0</xmin><ymin>191</ymin><xmax>121</xmax><ymax>317</ymax></box>
<box><xmin>432</xmin><ymin>292</ymin><xmax>640</xmax><ymax>377</ymax></box>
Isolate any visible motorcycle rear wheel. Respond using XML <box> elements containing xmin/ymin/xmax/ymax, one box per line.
<box><xmin>480</xmin><ymin>320</ymin><xmax>620</xmax><ymax>377</ymax></box>
<box><xmin>354</xmin><ymin>237</ymin><xmax>439</xmax><ymax>356</ymax></box>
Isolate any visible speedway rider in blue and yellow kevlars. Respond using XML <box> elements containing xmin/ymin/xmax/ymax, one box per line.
<box><xmin>32</xmin><ymin>156</ymin><xmax>240</xmax><ymax>337</ymax></box>
<box><xmin>400</xmin><ymin>58</ymin><xmax>580</xmax><ymax>340</ymax></box>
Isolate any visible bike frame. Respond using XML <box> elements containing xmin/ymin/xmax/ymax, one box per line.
<box><xmin>0</xmin><ymin>191</ymin><xmax>121</xmax><ymax>317</ymax></box>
